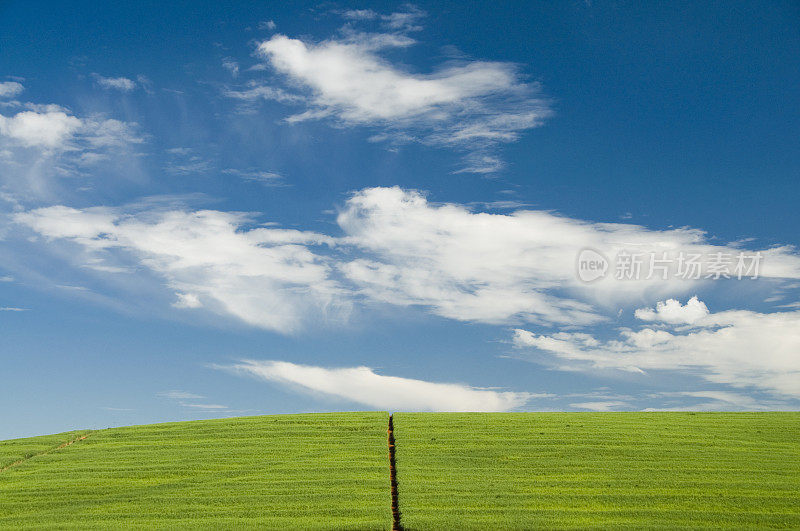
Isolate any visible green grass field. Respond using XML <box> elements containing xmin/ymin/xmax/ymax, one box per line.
<box><xmin>0</xmin><ymin>430</ymin><xmax>92</xmax><ymax>471</ymax></box>
<box><xmin>0</xmin><ymin>412</ymin><xmax>391</xmax><ymax>529</ymax></box>
<box><xmin>1</xmin><ymin>412</ymin><xmax>799</xmax><ymax>529</ymax></box>
<box><xmin>392</xmin><ymin>412</ymin><xmax>800</xmax><ymax>529</ymax></box>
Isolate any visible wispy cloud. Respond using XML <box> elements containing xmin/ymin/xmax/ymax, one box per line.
<box><xmin>567</xmin><ymin>390</ymin><xmax>783</xmax><ymax>412</ymax></box>
<box><xmin>228</xmin><ymin>7</ymin><xmax>550</xmax><ymax>173</ymax></box>
<box><xmin>55</xmin><ymin>284</ymin><xmax>90</xmax><ymax>291</ymax></box>
<box><xmin>157</xmin><ymin>390</ymin><xmax>230</xmax><ymax>412</ymax></box>
<box><xmin>340</xmin><ymin>5</ymin><xmax>426</xmax><ymax>31</ymax></box>
<box><xmin>644</xmin><ymin>391</ymin><xmax>769</xmax><ymax>411</ymax></box>
<box><xmin>222</xmin><ymin>168</ymin><xmax>285</xmax><ymax>186</ymax></box>
<box><xmin>514</xmin><ymin>388</ymin><xmax>794</xmax><ymax>412</ymax></box>
<box><xmin>0</xmin><ymin>81</ymin><xmax>24</xmax><ymax>99</ymax></box>
<box><xmin>222</xmin><ymin>81</ymin><xmax>303</xmax><ymax>113</ymax></box>
<box><xmin>179</xmin><ymin>402</ymin><xmax>229</xmax><ymax>410</ymax></box>
<box><xmin>221</xmin><ymin>58</ymin><xmax>239</xmax><ymax>78</ymax></box>
<box><xmin>15</xmin><ymin>204</ymin><xmax>346</xmax><ymax>334</ymax></box>
<box><xmin>92</xmin><ymin>74</ymin><xmax>136</xmax><ymax>92</ymax></box>
<box><xmin>157</xmin><ymin>390</ymin><xmax>205</xmax><ymax>400</ymax></box>
<box><xmin>258</xmin><ymin>20</ymin><xmax>276</xmax><ymax>31</ymax></box>
<box><xmin>570</xmin><ymin>400</ymin><xmax>630</xmax><ymax>411</ymax></box>
<box><xmin>218</xmin><ymin>359</ymin><xmax>532</xmax><ymax>412</ymax></box>
<box><xmin>164</xmin><ymin>147</ymin><xmax>212</xmax><ymax>175</ymax></box>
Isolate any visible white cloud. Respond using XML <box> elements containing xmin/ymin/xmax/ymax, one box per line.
<box><xmin>258</xmin><ymin>20</ymin><xmax>277</xmax><ymax>31</ymax></box>
<box><xmin>257</xmin><ymin>33</ymin><xmax>539</xmax><ymax>123</ymax></box>
<box><xmin>0</xmin><ymin>81</ymin><xmax>24</xmax><ymax>99</ymax></box>
<box><xmin>13</xmin><ymin>187</ymin><xmax>800</xmax><ymax>333</ymax></box>
<box><xmin>337</xmin><ymin>187</ymin><xmax>601</xmax><ymax>325</ymax></box>
<box><xmin>15</xmin><ymin>205</ymin><xmax>117</xmax><ymax>239</ymax></box>
<box><xmin>235</xmin><ymin>14</ymin><xmax>550</xmax><ymax>173</ymax></box>
<box><xmin>14</xmin><ymin>205</ymin><xmax>348</xmax><ymax>334</ymax></box>
<box><xmin>336</xmin><ymin>187</ymin><xmax>800</xmax><ymax>325</ymax></box>
<box><xmin>93</xmin><ymin>74</ymin><xmax>136</xmax><ymax>92</ymax></box>
<box><xmin>0</xmin><ymin>104</ymin><xmax>145</xmax><ymax>199</ymax></box>
<box><xmin>634</xmin><ymin>296</ymin><xmax>709</xmax><ymax>324</ymax></box>
<box><xmin>0</xmin><ymin>108</ymin><xmax>141</xmax><ymax>151</ymax></box>
<box><xmin>0</xmin><ymin>110</ymin><xmax>81</xmax><ymax>148</ymax></box>
<box><xmin>513</xmin><ymin>297</ymin><xmax>800</xmax><ymax>399</ymax></box>
<box><xmin>220</xmin><ymin>359</ymin><xmax>532</xmax><ymax>411</ymax></box>
<box><xmin>0</xmin><ymin>306</ymin><xmax>28</xmax><ymax>312</ymax></box>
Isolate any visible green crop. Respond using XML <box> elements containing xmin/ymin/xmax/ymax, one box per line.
<box><xmin>0</xmin><ymin>412</ymin><xmax>392</xmax><ymax>529</ymax></box>
<box><xmin>2</xmin><ymin>412</ymin><xmax>799</xmax><ymax>529</ymax></box>
<box><xmin>392</xmin><ymin>412</ymin><xmax>800</xmax><ymax>529</ymax></box>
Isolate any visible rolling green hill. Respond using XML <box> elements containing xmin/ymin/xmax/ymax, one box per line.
<box><xmin>1</xmin><ymin>412</ymin><xmax>799</xmax><ymax>529</ymax></box>
<box><xmin>392</xmin><ymin>412</ymin><xmax>800</xmax><ymax>529</ymax></box>
<box><xmin>0</xmin><ymin>412</ymin><xmax>391</xmax><ymax>529</ymax></box>
<box><xmin>0</xmin><ymin>429</ymin><xmax>93</xmax><ymax>471</ymax></box>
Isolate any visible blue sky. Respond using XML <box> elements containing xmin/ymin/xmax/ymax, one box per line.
<box><xmin>1</xmin><ymin>1</ymin><xmax>799</xmax><ymax>439</ymax></box>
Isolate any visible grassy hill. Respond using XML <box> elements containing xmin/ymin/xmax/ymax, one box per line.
<box><xmin>0</xmin><ymin>412</ymin><xmax>391</xmax><ymax>529</ymax></box>
<box><xmin>0</xmin><ymin>429</ymin><xmax>93</xmax><ymax>471</ymax></box>
<box><xmin>393</xmin><ymin>412</ymin><xmax>800</xmax><ymax>529</ymax></box>
<box><xmin>1</xmin><ymin>412</ymin><xmax>799</xmax><ymax>529</ymax></box>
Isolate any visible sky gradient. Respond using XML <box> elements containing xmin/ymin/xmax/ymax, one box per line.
<box><xmin>1</xmin><ymin>1</ymin><xmax>799</xmax><ymax>439</ymax></box>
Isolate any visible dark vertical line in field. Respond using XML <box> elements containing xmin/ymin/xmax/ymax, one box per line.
<box><xmin>0</xmin><ymin>431</ymin><xmax>94</xmax><ymax>473</ymax></box>
<box><xmin>388</xmin><ymin>414</ymin><xmax>403</xmax><ymax>531</ymax></box>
